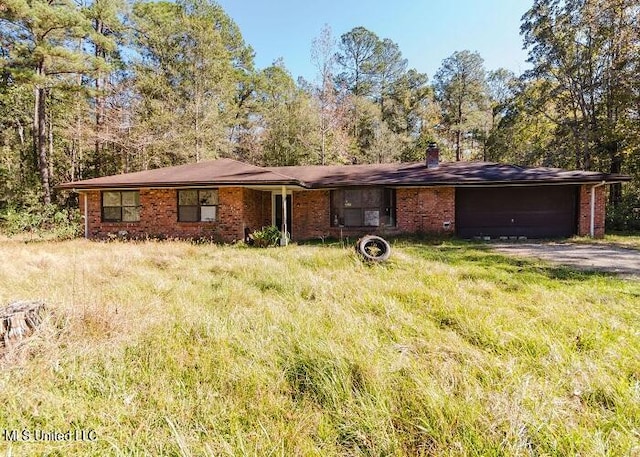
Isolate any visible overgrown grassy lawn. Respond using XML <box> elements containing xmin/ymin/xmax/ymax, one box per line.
<box><xmin>1</xmin><ymin>239</ymin><xmax>638</xmax><ymax>456</ymax></box>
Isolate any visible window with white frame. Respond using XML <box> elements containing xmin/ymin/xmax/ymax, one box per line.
<box><xmin>177</xmin><ymin>189</ymin><xmax>219</xmax><ymax>222</ymax></box>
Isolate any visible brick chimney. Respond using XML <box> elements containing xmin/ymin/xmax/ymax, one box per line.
<box><xmin>426</xmin><ymin>142</ymin><xmax>439</xmax><ymax>168</ymax></box>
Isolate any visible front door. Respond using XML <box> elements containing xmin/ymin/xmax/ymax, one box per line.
<box><xmin>274</xmin><ymin>194</ymin><xmax>293</xmax><ymax>239</ymax></box>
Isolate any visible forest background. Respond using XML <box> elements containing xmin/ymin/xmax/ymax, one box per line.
<box><xmin>0</xmin><ymin>0</ymin><xmax>638</xmax><ymax>233</ymax></box>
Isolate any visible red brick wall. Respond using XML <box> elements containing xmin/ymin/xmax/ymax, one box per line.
<box><xmin>88</xmin><ymin>184</ymin><xmax>616</xmax><ymax>242</ymax></box>
<box><xmin>293</xmin><ymin>190</ymin><xmax>331</xmax><ymax>240</ymax></box>
<box><xmin>82</xmin><ymin>187</ymin><xmax>269</xmax><ymax>242</ymax></box>
<box><xmin>261</xmin><ymin>192</ymin><xmax>272</xmax><ymax>228</ymax></box>
<box><xmin>243</xmin><ymin>188</ymin><xmax>269</xmax><ymax>235</ymax></box>
<box><xmin>396</xmin><ymin>187</ymin><xmax>455</xmax><ymax>235</ymax></box>
<box><xmin>218</xmin><ymin>187</ymin><xmax>246</xmax><ymax>241</ymax></box>
<box><xmin>291</xmin><ymin>187</ymin><xmax>455</xmax><ymax>241</ymax></box>
<box><xmin>578</xmin><ymin>184</ymin><xmax>606</xmax><ymax>238</ymax></box>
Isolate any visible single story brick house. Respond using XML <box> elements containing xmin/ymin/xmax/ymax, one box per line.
<box><xmin>58</xmin><ymin>152</ymin><xmax>630</xmax><ymax>242</ymax></box>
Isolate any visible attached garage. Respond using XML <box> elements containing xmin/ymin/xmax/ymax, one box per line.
<box><xmin>456</xmin><ymin>185</ymin><xmax>578</xmax><ymax>238</ymax></box>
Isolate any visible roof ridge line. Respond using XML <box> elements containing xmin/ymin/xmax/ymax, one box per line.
<box><xmin>226</xmin><ymin>158</ymin><xmax>308</xmax><ymax>186</ymax></box>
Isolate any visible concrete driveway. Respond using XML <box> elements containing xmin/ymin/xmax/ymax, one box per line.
<box><xmin>489</xmin><ymin>242</ymin><xmax>640</xmax><ymax>278</ymax></box>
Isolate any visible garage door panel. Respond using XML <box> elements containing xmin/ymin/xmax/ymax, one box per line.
<box><xmin>456</xmin><ymin>186</ymin><xmax>577</xmax><ymax>238</ymax></box>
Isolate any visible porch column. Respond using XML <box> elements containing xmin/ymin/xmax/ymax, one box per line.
<box><xmin>280</xmin><ymin>185</ymin><xmax>288</xmax><ymax>246</ymax></box>
<box><xmin>590</xmin><ymin>181</ymin><xmax>607</xmax><ymax>237</ymax></box>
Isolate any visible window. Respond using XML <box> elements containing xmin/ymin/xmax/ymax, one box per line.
<box><xmin>102</xmin><ymin>191</ymin><xmax>140</xmax><ymax>222</ymax></box>
<box><xmin>331</xmin><ymin>188</ymin><xmax>396</xmax><ymax>227</ymax></box>
<box><xmin>178</xmin><ymin>189</ymin><xmax>219</xmax><ymax>222</ymax></box>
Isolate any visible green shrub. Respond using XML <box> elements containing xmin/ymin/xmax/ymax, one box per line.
<box><xmin>0</xmin><ymin>203</ymin><xmax>81</xmax><ymax>239</ymax></box>
<box><xmin>606</xmin><ymin>193</ymin><xmax>640</xmax><ymax>232</ymax></box>
<box><xmin>248</xmin><ymin>225</ymin><xmax>283</xmax><ymax>247</ymax></box>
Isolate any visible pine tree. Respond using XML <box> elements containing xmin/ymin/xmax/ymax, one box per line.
<box><xmin>1</xmin><ymin>0</ymin><xmax>102</xmax><ymax>204</ymax></box>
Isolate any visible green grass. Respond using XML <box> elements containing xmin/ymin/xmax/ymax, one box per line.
<box><xmin>600</xmin><ymin>233</ymin><xmax>640</xmax><ymax>250</ymax></box>
<box><xmin>572</xmin><ymin>233</ymin><xmax>640</xmax><ymax>250</ymax></box>
<box><xmin>0</xmin><ymin>239</ymin><xmax>638</xmax><ymax>456</ymax></box>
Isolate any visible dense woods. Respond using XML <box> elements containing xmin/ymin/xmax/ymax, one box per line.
<box><xmin>1</xmin><ymin>0</ymin><xmax>639</xmax><ymax>230</ymax></box>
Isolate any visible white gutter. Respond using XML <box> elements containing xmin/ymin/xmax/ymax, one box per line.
<box><xmin>590</xmin><ymin>181</ymin><xmax>607</xmax><ymax>237</ymax></box>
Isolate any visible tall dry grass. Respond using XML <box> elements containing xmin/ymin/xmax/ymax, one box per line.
<box><xmin>0</xmin><ymin>239</ymin><xmax>638</xmax><ymax>456</ymax></box>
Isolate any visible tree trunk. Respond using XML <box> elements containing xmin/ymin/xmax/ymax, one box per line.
<box><xmin>195</xmin><ymin>81</ymin><xmax>201</xmax><ymax>163</ymax></box>
<box><xmin>49</xmin><ymin>107</ymin><xmax>54</xmax><ymax>184</ymax></box>
<box><xmin>321</xmin><ymin>124</ymin><xmax>326</xmax><ymax>165</ymax></box>
<box><xmin>16</xmin><ymin>120</ymin><xmax>25</xmax><ymax>145</ymax></box>
<box><xmin>482</xmin><ymin>137</ymin><xmax>487</xmax><ymax>162</ymax></box>
<box><xmin>456</xmin><ymin>98</ymin><xmax>463</xmax><ymax>161</ymax></box>
<box><xmin>94</xmin><ymin>19</ymin><xmax>106</xmax><ymax>175</ymax></box>
<box><xmin>38</xmin><ymin>86</ymin><xmax>51</xmax><ymax>204</ymax></box>
<box><xmin>32</xmin><ymin>86</ymin><xmax>39</xmax><ymax>173</ymax></box>
<box><xmin>608</xmin><ymin>141</ymin><xmax>623</xmax><ymax>207</ymax></box>
<box><xmin>34</xmin><ymin>69</ymin><xmax>51</xmax><ymax>205</ymax></box>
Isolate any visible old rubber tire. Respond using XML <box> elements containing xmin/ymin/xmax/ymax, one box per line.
<box><xmin>356</xmin><ymin>235</ymin><xmax>391</xmax><ymax>262</ymax></box>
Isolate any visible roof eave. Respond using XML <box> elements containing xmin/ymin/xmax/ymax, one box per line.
<box><xmin>56</xmin><ymin>179</ymin><xmax>303</xmax><ymax>191</ymax></box>
<box><xmin>303</xmin><ymin>177</ymin><xmax>631</xmax><ymax>189</ymax></box>
<box><xmin>57</xmin><ymin>172</ymin><xmax>632</xmax><ymax>191</ymax></box>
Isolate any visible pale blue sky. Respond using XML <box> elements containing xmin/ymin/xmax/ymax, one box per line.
<box><xmin>216</xmin><ymin>0</ymin><xmax>532</xmax><ymax>82</ymax></box>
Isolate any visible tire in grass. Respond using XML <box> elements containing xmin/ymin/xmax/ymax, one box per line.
<box><xmin>356</xmin><ymin>235</ymin><xmax>391</xmax><ymax>262</ymax></box>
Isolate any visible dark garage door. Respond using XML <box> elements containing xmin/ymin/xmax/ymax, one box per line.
<box><xmin>456</xmin><ymin>186</ymin><xmax>578</xmax><ymax>238</ymax></box>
